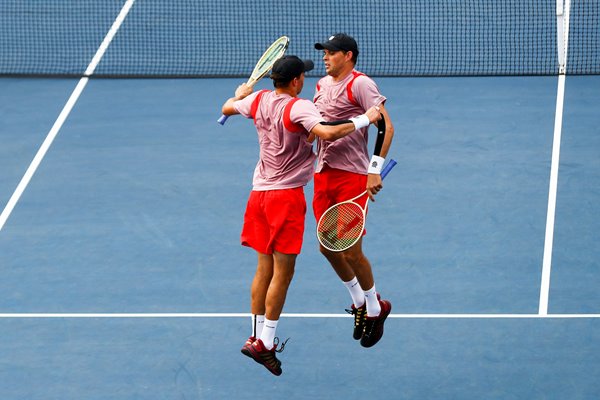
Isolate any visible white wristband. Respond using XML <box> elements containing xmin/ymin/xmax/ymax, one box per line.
<box><xmin>349</xmin><ymin>114</ymin><xmax>370</xmax><ymax>130</ymax></box>
<box><xmin>368</xmin><ymin>155</ymin><xmax>385</xmax><ymax>174</ymax></box>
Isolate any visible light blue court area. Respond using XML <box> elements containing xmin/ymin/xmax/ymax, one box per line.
<box><xmin>550</xmin><ymin>76</ymin><xmax>600</xmax><ymax>314</ymax></box>
<box><xmin>0</xmin><ymin>79</ymin><xmax>78</xmax><ymax>202</ymax></box>
<box><xmin>0</xmin><ymin>76</ymin><xmax>599</xmax><ymax>398</ymax></box>
<box><xmin>366</xmin><ymin>76</ymin><xmax>557</xmax><ymax>314</ymax></box>
<box><xmin>0</xmin><ymin>317</ymin><xmax>599</xmax><ymax>399</ymax></box>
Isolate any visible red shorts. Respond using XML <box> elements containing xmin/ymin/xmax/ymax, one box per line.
<box><xmin>313</xmin><ymin>167</ymin><xmax>368</xmax><ymax>235</ymax></box>
<box><xmin>241</xmin><ymin>187</ymin><xmax>306</xmax><ymax>255</ymax></box>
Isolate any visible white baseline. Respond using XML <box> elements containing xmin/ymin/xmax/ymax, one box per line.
<box><xmin>0</xmin><ymin>313</ymin><xmax>598</xmax><ymax>319</ymax></box>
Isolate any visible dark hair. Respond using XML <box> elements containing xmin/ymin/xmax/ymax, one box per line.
<box><xmin>272</xmin><ymin>77</ymin><xmax>295</xmax><ymax>88</ymax></box>
<box><xmin>270</xmin><ymin>56</ymin><xmax>313</xmax><ymax>88</ymax></box>
<box><xmin>345</xmin><ymin>50</ymin><xmax>358</xmax><ymax>65</ymax></box>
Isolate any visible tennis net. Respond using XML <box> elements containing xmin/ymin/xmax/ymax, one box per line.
<box><xmin>0</xmin><ymin>0</ymin><xmax>598</xmax><ymax>77</ymax></box>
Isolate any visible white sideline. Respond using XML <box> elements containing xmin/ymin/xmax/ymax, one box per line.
<box><xmin>0</xmin><ymin>0</ymin><xmax>136</xmax><ymax>232</ymax></box>
<box><xmin>539</xmin><ymin>0</ymin><xmax>571</xmax><ymax>315</ymax></box>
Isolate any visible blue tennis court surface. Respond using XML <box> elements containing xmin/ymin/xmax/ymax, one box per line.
<box><xmin>1</xmin><ymin>75</ymin><xmax>599</xmax><ymax>399</ymax></box>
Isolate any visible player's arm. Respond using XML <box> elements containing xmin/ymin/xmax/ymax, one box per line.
<box><xmin>311</xmin><ymin>105</ymin><xmax>381</xmax><ymax>141</ymax></box>
<box><xmin>367</xmin><ymin>103</ymin><xmax>395</xmax><ymax>201</ymax></box>
<box><xmin>373</xmin><ymin>103</ymin><xmax>394</xmax><ymax>158</ymax></box>
<box><xmin>221</xmin><ymin>83</ymin><xmax>254</xmax><ymax>116</ymax></box>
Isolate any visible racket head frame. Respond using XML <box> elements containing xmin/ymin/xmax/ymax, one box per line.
<box><xmin>247</xmin><ymin>36</ymin><xmax>290</xmax><ymax>86</ymax></box>
<box><xmin>317</xmin><ymin>194</ymin><xmax>368</xmax><ymax>252</ymax></box>
<box><xmin>316</xmin><ymin>158</ymin><xmax>397</xmax><ymax>252</ymax></box>
<box><xmin>217</xmin><ymin>36</ymin><xmax>289</xmax><ymax>125</ymax></box>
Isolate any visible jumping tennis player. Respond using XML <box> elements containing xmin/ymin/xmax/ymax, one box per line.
<box><xmin>221</xmin><ymin>55</ymin><xmax>381</xmax><ymax>375</ymax></box>
<box><xmin>313</xmin><ymin>34</ymin><xmax>395</xmax><ymax>347</ymax></box>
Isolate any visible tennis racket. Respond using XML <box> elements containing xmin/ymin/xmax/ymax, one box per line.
<box><xmin>317</xmin><ymin>158</ymin><xmax>397</xmax><ymax>252</ymax></box>
<box><xmin>217</xmin><ymin>36</ymin><xmax>290</xmax><ymax>125</ymax></box>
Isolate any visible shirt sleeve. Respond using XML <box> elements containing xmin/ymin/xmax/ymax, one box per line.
<box><xmin>352</xmin><ymin>76</ymin><xmax>387</xmax><ymax>110</ymax></box>
<box><xmin>290</xmin><ymin>99</ymin><xmax>324</xmax><ymax>133</ymax></box>
<box><xmin>233</xmin><ymin>91</ymin><xmax>261</xmax><ymax>119</ymax></box>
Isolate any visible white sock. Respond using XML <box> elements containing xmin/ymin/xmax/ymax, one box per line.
<box><xmin>364</xmin><ymin>285</ymin><xmax>381</xmax><ymax>317</ymax></box>
<box><xmin>260</xmin><ymin>318</ymin><xmax>278</xmax><ymax>350</ymax></box>
<box><xmin>252</xmin><ymin>314</ymin><xmax>265</xmax><ymax>339</ymax></box>
<box><xmin>343</xmin><ymin>277</ymin><xmax>365</xmax><ymax>308</ymax></box>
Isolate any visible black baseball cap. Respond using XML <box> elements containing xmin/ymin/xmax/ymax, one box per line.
<box><xmin>270</xmin><ymin>55</ymin><xmax>314</xmax><ymax>82</ymax></box>
<box><xmin>314</xmin><ymin>33</ymin><xmax>359</xmax><ymax>55</ymax></box>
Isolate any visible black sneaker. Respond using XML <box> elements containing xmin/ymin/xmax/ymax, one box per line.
<box><xmin>345</xmin><ymin>293</ymin><xmax>381</xmax><ymax>340</ymax></box>
<box><xmin>360</xmin><ymin>299</ymin><xmax>392</xmax><ymax>348</ymax></box>
<box><xmin>346</xmin><ymin>304</ymin><xmax>367</xmax><ymax>340</ymax></box>
<box><xmin>247</xmin><ymin>337</ymin><xmax>288</xmax><ymax>376</ymax></box>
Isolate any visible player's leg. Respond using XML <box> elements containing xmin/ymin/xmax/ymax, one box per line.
<box><xmin>314</xmin><ymin>168</ymin><xmax>365</xmax><ymax>299</ymax></box>
<box><xmin>320</xmin><ymin>244</ymin><xmax>357</xmax><ymax>281</ymax></box>
<box><xmin>247</xmin><ymin>188</ymin><xmax>303</xmax><ymax>375</ymax></box>
<box><xmin>345</xmin><ymin>238</ymin><xmax>392</xmax><ymax>348</ymax></box>
<box><xmin>248</xmin><ymin>251</ymin><xmax>295</xmax><ymax>376</ymax></box>
<box><xmin>320</xmin><ymin>244</ymin><xmax>366</xmax><ymax>308</ymax></box>
<box><xmin>240</xmin><ymin>191</ymin><xmax>271</xmax><ymax>356</ymax></box>
<box><xmin>314</xmin><ymin>169</ymin><xmax>367</xmax><ymax>338</ymax></box>
<box><xmin>251</xmin><ymin>252</ymin><xmax>274</xmax><ymax>316</ymax></box>
<box><xmin>241</xmin><ymin>254</ymin><xmax>273</xmax><ymax>359</ymax></box>
<box><xmin>343</xmin><ymin>237</ymin><xmax>374</xmax><ymax>291</ymax></box>
<box><xmin>264</xmin><ymin>252</ymin><xmax>296</xmax><ymax>322</ymax></box>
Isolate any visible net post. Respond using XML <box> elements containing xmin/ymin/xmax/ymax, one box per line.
<box><xmin>556</xmin><ymin>0</ymin><xmax>571</xmax><ymax>75</ymax></box>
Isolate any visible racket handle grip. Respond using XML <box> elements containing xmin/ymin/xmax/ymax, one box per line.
<box><xmin>217</xmin><ymin>114</ymin><xmax>229</xmax><ymax>125</ymax></box>
<box><xmin>381</xmin><ymin>159</ymin><xmax>397</xmax><ymax>180</ymax></box>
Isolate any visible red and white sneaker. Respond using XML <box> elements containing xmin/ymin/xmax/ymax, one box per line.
<box><xmin>241</xmin><ymin>336</ymin><xmax>256</xmax><ymax>358</ymax></box>
<box><xmin>247</xmin><ymin>338</ymin><xmax>288</xmax><ymax>376</ymax></box>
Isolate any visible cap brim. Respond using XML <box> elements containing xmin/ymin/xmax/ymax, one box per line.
<box><xmin>314</xmin><ymin>42</ymin><xmax>341</xmax><ymax>51</ymax></box>
<box><xmin>303</xmin><ymin>59</ymin><xmax>314</xmax><ymax>72</ymax></box>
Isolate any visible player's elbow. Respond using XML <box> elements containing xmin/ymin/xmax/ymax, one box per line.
<box><xmin>386</xmin><ymin>123</ymin><xmax>395</xmax><ymax>141</ymax></box>
<box><xmin>221</xmin><ymin>100</ymin><xmax>238</xmax><ymax>116</ymax></box>
<box><xmin>319</xmin><ymin>131</ymin><xmax>338</xmax><ymax>141</ymax></box>
<box><xmin>326</xmin><ymin>125</ymin><xmax>352</xmax><ymax>141</ymax></box>
<box><xmin>313</xmin><ymin>126</ymin><xmax>337</xmax><ymax>141</ymax></box>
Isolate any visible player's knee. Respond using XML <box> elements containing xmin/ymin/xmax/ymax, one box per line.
<box><xmin>274</xmin><ymin>262</ymin><xmax>296</xmax><ymax>283</ymax></box>
<box><xmin>320</xmin><ymin>245</ymin><xmax>343</xmax><ymax>263</ymax></box>
<box><xmin>342</xmin><ymin>248</ymin><xmax>366</xmax><ymax>266</ymax></box>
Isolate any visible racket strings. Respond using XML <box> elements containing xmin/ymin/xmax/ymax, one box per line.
<box><xmin>317</xmin><ymin>202</ymin><xmax>364</xmax><ymax>251</ymax></box>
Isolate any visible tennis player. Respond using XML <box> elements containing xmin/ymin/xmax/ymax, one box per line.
<box><xmin>313</xmin><ymin>34</ymin><xmax>395</xmax><ymax>347</ymax></box>
<box><xmin>221</xmin><ymin>55</ymin><xmax>381</xmax><ymax>375</ymax></box>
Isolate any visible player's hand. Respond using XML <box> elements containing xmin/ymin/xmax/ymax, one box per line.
<box><xmin>365</xmin><ymin>106</ymin><xmax>382</xmax><ymax>124</ymax></box>
<box><xmin>367</xmin><ymin>173</ymin><xmax>383</xmax><ymax>201</ymax></box>
<box><xmin>234</xmin><ymin>83</ymin><xmax>253</xmax><ymax>100</ymax></box>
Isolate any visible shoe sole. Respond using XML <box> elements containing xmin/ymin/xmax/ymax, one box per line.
<box><xmin>247</xmin><ymin>346</ymin><xmax>282</xmax><ymax>376</ymax></box>
<box><xmin>241</xmin><ymin>338</ymin><xmax>256</xmax><ymax>359</ymax></box>
<box><xmin>241</xmin><ymin>347</ymin><xmax>254</xmax><ymax>359</ymax></box>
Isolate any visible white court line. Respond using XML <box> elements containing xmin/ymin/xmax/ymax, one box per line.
<box><xmin>539</xmin><ymin>0</ymin><xmax>571</xmax><ymax>316</ymax></box>
<box><xmin>0</xmin><ymin>313</ymin><xmax>599</xmax><ymax>319</ymax></box>
<box><xmin>0</xmin><ymin>0</ymin><xmax>136</xmax><ymax>232</ymax></box>
<box><xmin>539</xmin><ymin>74</ymin><xmax>566</xmax><ymax>316</ymax></box>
